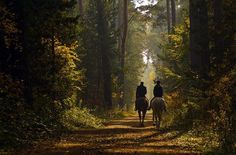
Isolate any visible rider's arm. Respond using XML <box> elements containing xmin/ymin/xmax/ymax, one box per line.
<box><xmin>160</xmin><ymin>87</ymin><xmax>163</xmax><ymax>97</ymax></box>
<box><xmin>136</xmin><ymin>87</ymin><xmax>139</xmax><ymax>98</ymax></box>
<box><xmin>153</xmin><ymin>86</ymin><xmax>157</xmax><ymax>97</ymax></box>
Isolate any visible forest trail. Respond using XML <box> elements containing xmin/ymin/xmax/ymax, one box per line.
<box><xmin>18</xmin><ymin>114</ymin><xmax>203</xmax><ymax>155</ymax></box>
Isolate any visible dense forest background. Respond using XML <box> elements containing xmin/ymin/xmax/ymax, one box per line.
<box><xmin>0</xmin><ymin>0</ymin><xmax>235</xmax><ymax>154</ymax></box>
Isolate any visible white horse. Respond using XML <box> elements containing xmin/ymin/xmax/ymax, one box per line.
<box><xmin>150</xmin><ymin>97</ymin><xmax>167</xmax><ymax>129</ymax></box>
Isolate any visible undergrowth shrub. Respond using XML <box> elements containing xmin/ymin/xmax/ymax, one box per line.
<box><xmin>207</xmin><ymin>68</ymin><xmax>236</xmax><ymax>154</ymax></box>
<box><xmin>93</xmin><ymin>106</ymin><xmax>128</xmax><ymax>120</ymax></box>
<box><xmin>0</xmin><ymin>72</ymin><xmax>61</xmax><ymax>148</ymax></box>
<box><xmin>60</xmin><ymin>107</ymin><xmax>104</xmax><ymax>130</ymax></box>
<box><xmin>0</xmin><ymin>73</ymin><xmax>104</xmax><ymax>149</ymax></box>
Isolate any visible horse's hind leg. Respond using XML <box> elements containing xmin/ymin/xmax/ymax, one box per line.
<box><xmin>154</xmin><ymin>113</ymin><xmax>158</xmax><ymax>129</ymax></box>
<box><xmin>155</xmin><ymin>115</ymin><xmax>158</xmax><ymax>129</ymax></box>
<box><xmin>138</xmin><ymin>110</ymin><xmax>141</xmax><ymax>126</ymax></box>
<box><xmin>142</xmin><ymin>110</ymin><xmax>147</xmax><ymax>127</ymax></box>
<box><xmin>158</xmin><ymin>112</ymin><xmax>162</xmax><ymax>128</ymax></box>
<box><xmin>152</xmin><ymin>112</ymin><xmax>155</xmax><ymax>125</ymax></box>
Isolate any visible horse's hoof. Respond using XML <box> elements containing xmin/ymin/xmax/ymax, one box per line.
<box><xmin>156</xmin><ymin>125</ymin><xmax>160</xmax><ymax>129</ymax></box>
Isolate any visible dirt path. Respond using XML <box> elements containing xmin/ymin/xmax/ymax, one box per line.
<box><xmin>17</xmin><ymin>114</ymin><xmax>202</xmax><ymax>155</ymax></box>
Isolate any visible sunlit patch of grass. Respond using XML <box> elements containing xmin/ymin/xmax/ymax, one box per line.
<box><xmin>148</xmin><ymin>131</ymin><xmax>178</xmax><ymax>141</ymax></box>
<box><xmin>105</xmin><ymin>146</ymin><xmax>200</xmax><ymax>154</ymax></box>
<box><xmin>110</xmin><ymin>131</ymin><xmax>155</xmax><ymax>142</ymax></box>
<box><xmin>55</xmin><ymin>142</ymin><xmax>88</xmax><ymax>148</ymax></box>
<box><xmin>87</xmin><ymin>107</ymin><xmax>132</xmax><ymax>125</ymax></box>
<box><xmin>175</xmin><ymin>136</ymin><xmax>203</xmax><ymax>150</ymax></box>
<box><xmin>173</xmin><ymin>130</ymin><xmax>221</xmax><ymax>153</ymax></box>
<box><xmin>143</xmin><ymin>141</ymin><xmax>178</xmax><ymax>147</ymax></box>
<box><xmin>0</xmin><ymin>150</ymin><xmax>8</xmax><ymax>155</ymax></box>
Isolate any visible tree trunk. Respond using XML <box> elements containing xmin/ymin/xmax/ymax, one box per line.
<box><xmin>51</xmin><ymin>26</ymin><xmax>56</xmax><ymax>102</ymax></box>
<box><xmin>213</xmin><ymin>0</ymin><xmax>224</xmax><ymax>71</ymax></box>
<box><xmin>171</xmin><ymin>0</ymin><xmax>176</xmax><ymax>28</ymax></box>
<box><xmin>121</xmin><ymin>0</ymin><xmax>128</xmax><ymax>109</ymax></box>
<box><xmin>118</xmin><ymin>0</ymin><xmax>123</xmax><ymax>63</ymax></box>
<box><xmin>96</xmin><ymin>53</ymin><xmax>101</xmax><ymax>99</ymax></box>
<box><xmin>166</xmin><ymin>0</ymin><xmax>171</xmax><ymax>34</ymax></box>
<box><xmin>96</xmin><ymin>0</ymin><xmax>112</xmax><ymax>109</ymax></box>
<box><xmin>78</xmin><ymin>0</ymin><xmax>83</xmax><ymax>16</ymax></box>
<box><xmin>189</xmin><ymin>0</ymin><xmax>209</xmax><ymax>78</ymax></box>
<box><xmin>22</xmin><ymin>52</ymin><xmax>33</xmax><ymax>106</ymax></box>
<box><xmin>102</xmin><ymin>55</ymin><xmax>112</xmax><ymax>108</ymax></box>
<box><xmin>17</xmin><ymin>0</ymin><xmax>33</xmax><ymax>106</ymax></box>
<box><xmin>117</xmin><ymin>0</ymin><xmax>128</xmax><ymax>109</ymax></box>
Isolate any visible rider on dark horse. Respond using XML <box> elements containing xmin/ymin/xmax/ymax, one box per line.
<box><xmin>135</xmin><ymin>82</ymin><xmax>147</xmax><ymax>111</ymax></box>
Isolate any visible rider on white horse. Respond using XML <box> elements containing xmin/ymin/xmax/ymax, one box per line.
<box><xmin>150</xmin><ymin>80</ymin><xmax>167</xmax><ymax>128</ymax></box>
<box><xmin>150</xmin><ymin>80</ymin><xmax>163</xmax><ymax>104</ymax></box>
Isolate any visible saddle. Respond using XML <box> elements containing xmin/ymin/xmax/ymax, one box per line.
<box><xmin>151</xmin><ymin>97</ymin><xmax>166</xmax><ymax>111</ymax></box>
<box><xmin>135</xmin><ymin>97</ymin><xmax>149</xmax><ymax>110</ymax></box>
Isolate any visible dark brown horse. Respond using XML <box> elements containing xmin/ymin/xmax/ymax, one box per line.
<box><xmin>135</xmin><ymin>97</ymin><xmax>149</xmax><ymax>127</ymax></box>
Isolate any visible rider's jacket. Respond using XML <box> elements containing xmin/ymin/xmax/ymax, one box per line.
<box><xmin>136</xmin><ymin>85</ymin><xmax>147</xmax><ymax>98</ymax></box>
<box><xmin>153</xmin><ymin>85</ymin><xmax>163</xmax><ymax>97</ymax></box>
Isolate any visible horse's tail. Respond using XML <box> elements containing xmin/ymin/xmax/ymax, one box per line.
<box><xmin>145</xmin><ymin>97</ymin><xmax>149</xmax><ymax>106</ymax></box>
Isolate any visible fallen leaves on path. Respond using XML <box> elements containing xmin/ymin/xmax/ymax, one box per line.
<box><xmin>15</xmin><ymin>114</ymin><xmax>203</xmax><ymax>155</ymax></box>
